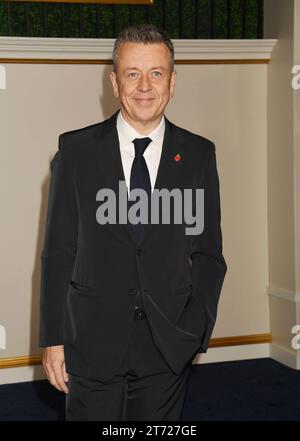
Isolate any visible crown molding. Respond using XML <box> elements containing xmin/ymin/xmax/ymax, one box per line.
<box><xmin>0</xmin><ymin>37</ymin><xmax>277</xmax><ymax>61</ymax></box>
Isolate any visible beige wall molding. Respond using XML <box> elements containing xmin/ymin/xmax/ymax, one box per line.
<box><xmin>0</xmin><ymin>37</ymin><xmax>277</xmax><ymax>62</ymax></box>
<box><xmin>268</xmin><ymin>286</ymin><xmax>300</xmax><ymax>303</ymax></box>
<box><xmin>0</xmin><ymin>333</ymin><xmax>272</xmax><ymax>369</ymax></box>
<box><xmin>0</xmin><ymin>355</ymin><xmax>42</xmax><ymax>369</ymax></box>
<box><xmin>0</xmin><ymin>58</ymin><xmax>270</xmax><ymax>64</ymax></box>
<box><xmin>209</xmin><ymin>333</ymin><xmax>271</xmax><ymax>348</ymax></box>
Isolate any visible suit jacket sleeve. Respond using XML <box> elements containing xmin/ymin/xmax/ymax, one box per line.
<box><xmin>189</xmin><ymin>142</ymin><xmax>227</xmax><ymax>352</ymax></box>
<box><xmin>39</xmin><ymin>134</ymin><xmax>78</xmax><ymax>347</ymax></box>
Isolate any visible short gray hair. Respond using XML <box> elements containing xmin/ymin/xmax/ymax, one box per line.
<box><xmin>112</xmin><ymin>23</ymin><xmax>174</xmax><ymax>74</ymax></box>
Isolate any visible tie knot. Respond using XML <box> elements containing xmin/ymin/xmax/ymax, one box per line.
<box><xmin>132</xmin><ymin>137</ymin><xmax>152</xmax><ymax>158</ymax></box>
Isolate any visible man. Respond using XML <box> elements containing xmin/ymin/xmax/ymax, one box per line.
<box><xmin>39</xmin><ymin>24</ymin><xmax>227</xmax><ymax>421</ymax></box>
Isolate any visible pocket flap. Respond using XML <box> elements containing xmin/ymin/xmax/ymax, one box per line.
<box><xmin>69</xmin><ymin>280</ymin><xmax>103</xmax><ymax>295</ymax></box>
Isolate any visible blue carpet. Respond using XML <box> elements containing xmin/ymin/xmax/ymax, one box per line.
<box><xmin>0</xmin><ymin>358</ymin><xmax>299</xmax><ymax>421</ymax></box>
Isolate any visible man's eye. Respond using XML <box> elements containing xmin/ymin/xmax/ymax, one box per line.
<box><xmin>152</xmin><ymin>71</ymin><xmax>162</xmax><ymax>77</ymax></box>
<box><xmin>128</xmin><ymin>72</ymin><xmax>138</xmax><ymax>77</ymax></box>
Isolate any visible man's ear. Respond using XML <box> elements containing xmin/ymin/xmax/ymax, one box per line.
<box><xmin>169</xmin><ymin>70</ymin><xmax>177</xmax><ymax>98</ymax></box>
<box><xmin>109</xmin><ymin>71</ymin><xmax>119</xmax><ymax>98</ymax></box>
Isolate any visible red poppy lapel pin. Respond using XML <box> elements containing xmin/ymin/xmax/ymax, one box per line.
<box><xmin>174</xmin><ymin>153</ymin><xmax>181</xmax><ymax>162</ymax></box>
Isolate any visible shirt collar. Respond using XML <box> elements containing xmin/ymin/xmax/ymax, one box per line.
<box><xmin>117</xmin><ymin>109</ymin><xmax>165</xmax><ymax>147</ymax></box>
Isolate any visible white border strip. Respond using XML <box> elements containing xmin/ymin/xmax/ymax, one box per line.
<box><xmin>0</xmin><ymin>364</ymin><xmax>46</xmax><ymax>386</ymax></box>
<box><xmin>267</xmin><ymin>286</ymin><xmax>300</xmax><ymax>302</ymax></box>
<box><xmin>193</xmin><ymin>343</ymin><xmax>270</xmax><ymax>365</ymax></box>
<box><xmin>0</xmin><ymin>37</ymin><xmax>277</xmax><ymax>60</ymax></box>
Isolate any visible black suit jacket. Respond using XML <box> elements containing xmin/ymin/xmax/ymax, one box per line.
<box><xmin>39</xmin><ymin>109</ymin><xmax>227</xmax><ymax>381</ymax></box>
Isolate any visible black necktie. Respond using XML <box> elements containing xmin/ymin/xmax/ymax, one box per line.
<box><xmin>129</xmin><ymin>137</ymin><xmax>152</xmax><ymax>239</ymax></box>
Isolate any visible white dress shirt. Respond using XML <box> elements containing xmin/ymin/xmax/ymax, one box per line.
<box><xmin>116</xmin><ymin>109</ymin><xmax>165</xmax><ymax>196</ymax></box>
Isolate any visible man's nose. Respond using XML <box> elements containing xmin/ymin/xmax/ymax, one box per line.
<box><xmin>137</xmin><ymin>74</ymin><xmax>152</xmax><ymax>91</ymax></box>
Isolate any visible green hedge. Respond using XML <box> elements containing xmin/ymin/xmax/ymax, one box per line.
<box><xmin>0</xmin><ymin>0</ymin><xmax>263</xmax><ymax>38</ymax></box>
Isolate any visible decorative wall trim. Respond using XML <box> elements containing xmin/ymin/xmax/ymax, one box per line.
<box><xmin>209</xmin><ymin>333</ymin><xmax>271</xmax><ymax>348</ymax></box>
<box><xmin>0</xmin><ymin>333</ymin><xmax>272</xmax><ymax>369</ymax></box>
<box><xmin>268</xmin><ymin>286</ymin><xmax>300</xmax><ymax>303</ymax></box>
<box><xmin>0</xmin><ymin>58</ymin><xmax>270</xmax><ymax>65</ymax></box>
<box><xmin>0</xmin><ymin>355</ymin><xmax>41</xmax><ymax>369</ymax></box>
<box><xmin>173</xmin><ymin>39</ymin><xmax>276</xmax><ymax>60</ymax></box>
<box><xmin>0</xmin><ymin>37</ymin><xmax>277</xmax><ymax>63</ymax></box>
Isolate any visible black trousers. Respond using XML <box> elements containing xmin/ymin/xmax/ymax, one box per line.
<box><xmin>65</xmin><ymin>304</ymin><xmax>192</xmax><ymax>421</ymax></box>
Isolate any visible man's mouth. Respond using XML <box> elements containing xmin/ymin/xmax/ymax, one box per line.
<box><xmin>134</xmin><ymin>98</ymin><xmax>155</xmax><ymax>105</ymax></box>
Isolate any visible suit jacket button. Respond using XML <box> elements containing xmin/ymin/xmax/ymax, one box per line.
<box><xmin>136</xmin><ymin>248</ymin><xmax>142</xmax><ymax>256</ymax></box>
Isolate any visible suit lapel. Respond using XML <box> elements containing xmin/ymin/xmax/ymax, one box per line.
<box><xmin>93</xmin><ymin>109</ymin><xmax>186</xmax><ymax>247</ymax></box>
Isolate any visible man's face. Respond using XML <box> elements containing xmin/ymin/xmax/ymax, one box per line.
<box><xmin>109</xmin><ymin>42</ymin><xmax>176</xmax><ymax>124</ymax></box>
